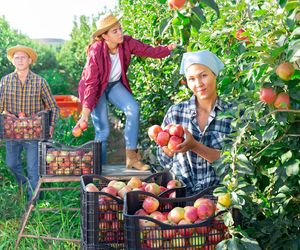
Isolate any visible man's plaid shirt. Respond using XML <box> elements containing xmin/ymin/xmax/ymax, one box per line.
<box><xmin>0</xmin><ymin>71</ymin><xmax>59</xmax><ymax>126</ymax></box>
<box><xmin>157</xmin><ymin>95</ymin><xmax>233</xmax><ymax>195</ymax></box>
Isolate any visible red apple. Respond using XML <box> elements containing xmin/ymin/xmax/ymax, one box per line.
<box><xmin>85</xmin><ymin>183</ymin><xmax>99</xmax><ymax>192</ymax></box>
<box><xmin>144</xmin><ymin>183</ymin><xmax>161</xmax><ymax>195</ymax></box>
<box><xmin>79</xmin><ymin>120</ymin><xmax>88</xmax><ymax>131</ymax></box>
<box><xmin>111</xmin><ymin>181</ymin><xmax>126</xmax><ymax>191</ymax></box>
<box><xmin>169</xmin><ymin>124</ymin><xmax>184</xmax><ymax>137</ymax></box>
<box><xmin>101</xmin><ymin>186</ymin><xmax>118</xmax><ymax>197</ymax></box>
<box><xmin>167</xmin><ymin>179</ymin><xmax>182</xmax><ymax>189</ymax></box>
<box><xmin>276</xmin><ymin>62</ymin><xmax>295</xmax><ymax>81</ymax></box>
<box><xmin>127</xmin><ymin>176</ymin><xmax>142</xmax><ymax>189</ymax></box>
<box><xmin>167</xmin><ymin>207</ymin><xmax>185</xmax><ymax>224</ymax></box>
<box><xmin>168</xmin><ymin>0</ymin><xmax>186</xmax><ymax>10</ymax></box>
<box><xmin>184</xmin><ymin>206</ymin><xmax>198</xmax><ymax>223</ymax></box>
<box><xmin>167</xmin><ymin>135</ymin><xmax>183</xmax><ymax>151</ymax></box>
<box><xmin>163</xmin><ymin>124</ymin><xmax>173</xmax><ymax>133</ymax></box>
<box><xmin>72</xmin><ymin>125</ymin><xmax>82</xmax><ymax>137</ymax></box>
<box><xmin>118</xmin><ymin>185</ymin><xmax>132</xmax><ymax>199</ymax></box>
<box><xmin>150</xmin><ymin>211</ymin><xmax>167</xmax><ymax>221</ymax></box>
<box><xmin>259</xmin><ymin>87</ymin><xmax>277</xmax><ymax>104</ymax></box>
<box><xmin>142</xmin><ymin>196</ymin><xmax>159</xmax><ymax>213</ymax></box>
<box><xmin>194</xmin><ymin>198</ymin><xmax>216</xmax><ymax>220</ymax></box>
<box><xmin>274</xmin><ymin>92</ymin><xmax>290</xmax><ymax>109</ymax></box>
<box><xmin>148</xmin><ymin>125</ymin><xmax>163</xmax><ymax>141</ymax></box>
<box><xmin>235</xmin><ymin>28</ymin><xmax>249</xmax><ymax>41</ymax></box>
<box><xmin>156</xmin><ymin>131</ymin><xmax>170</xmax><ymax>147</ymax></box>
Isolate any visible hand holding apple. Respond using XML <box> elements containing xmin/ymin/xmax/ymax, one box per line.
<box><xmin>172</xmin><ymin>128</ymin><xmax>196</xmax><ymax>153</ymax></box>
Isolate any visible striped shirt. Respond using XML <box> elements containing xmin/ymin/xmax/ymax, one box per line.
<box><xmin>157</xmin><ymin>95</ymin><xmax>233</xmax><ymax>195</ymax></box>
<box><xmin>0</xmin><ymin>71</ymin><xmax>59</xmax><ymax>126</ymax></box>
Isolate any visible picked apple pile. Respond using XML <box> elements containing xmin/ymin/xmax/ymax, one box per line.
<box><xmin>84</xmin><ymin>177</ymin><xmax>183</xmax><ymax>244</ymax></box>
<box><xmin>1</xmin><ymin>111</ymin><xmax>44</xmax><ymax>139</ymax></box>
<box><xmin>135</xmin><ymin>195</ymin><xmax>226</xmax><ymax>249</ymax></box>
<box><xmin>148</xmin><ymin>124</ymin><xmax>185</xmax><ymax>155</ymax></box>
<box><xmin>46</xmin><ymin>149</ymin><xmax>94</xmax><ymax>175</ymax></box>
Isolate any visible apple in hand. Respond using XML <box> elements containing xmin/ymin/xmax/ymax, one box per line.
<box><xmin>79</xmin><ymin>120</ymin><xmax>88</xmax><ymax>131</ymax></box>
<box><xmin>169</xmin><ymin>124</ymin><xmax>184</xmax><ymax>137</ymax></box>
<box><xmin>167</xmin><ymin>135</ymin><xmax>183</xmax><ymax>151</ymax></box>
<box><xmin>148</xmin><ymin>125</ymin><xmax>163</xmax><ymax>141</ymax></box>
<box><xmin>156</xmin><ymin>131</ymin><xmax>170</xmax><ymax>147</ymax></box>
<box><xmin>72</xmin><ymin>126</ymin><xmax>82</xmax><ymax>137</ymax></box>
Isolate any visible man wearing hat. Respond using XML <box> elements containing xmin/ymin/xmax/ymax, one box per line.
<box><xmin>0</xmin><ymin>45</ymin><xmax>59</xmax><ymax>200</ymax></box>
<box><xmin>77</xmin><ymin>12</ymin><xmax>176</xmax><ymax>170</ymax></box>
<box><xmin>157</xmin><ymin>50</ymin><xmax>234</xmax><ymax>195</ymax></box>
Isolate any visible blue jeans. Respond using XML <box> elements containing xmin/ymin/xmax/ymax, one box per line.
<box><xmin>91</xmin><ymin>81</ymin><xmax>140</xmax><ymax>164</ymax></box>
<box><xmin>6</xmin><ymin>140</ymin><xmax>39</xmax><ymax>200</ymax></box>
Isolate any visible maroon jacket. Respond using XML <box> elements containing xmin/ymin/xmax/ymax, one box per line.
<box><xmin>78</xmin><ymin>35</ymin><xmax>171</xmax><ymax>110</ymax></box>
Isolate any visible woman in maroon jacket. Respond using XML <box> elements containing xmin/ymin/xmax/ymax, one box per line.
<box><xmin>77</xmin><ymin>12</ymin><xmax>176</xmax><ymax>170</ymax></box>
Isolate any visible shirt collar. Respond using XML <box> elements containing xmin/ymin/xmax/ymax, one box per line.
<box><xmin>188</xmin><ymin>95</ymin><xmax>224</xmax><ymax>115</ymax></box>
<box><xmin>12</xmin><ymin>70</ymin><xmax>33</xmax><ymax>81</ymax></box>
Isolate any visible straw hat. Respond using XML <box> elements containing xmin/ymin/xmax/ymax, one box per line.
<box><xmin>7</xmin><ymin>45</ymin><xmax>38</xmax><ymax>64</ymax></box>
<box><xmin>92</xmin><ymin>13</ymin><xmax>122</xmax><ymax>39</ymax></box>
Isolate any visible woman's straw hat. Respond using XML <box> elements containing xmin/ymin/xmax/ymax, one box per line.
<box><xmin>92</xmin><ymin>13</ymin><xmax>122</xmax><ymax>39</ymax></box>
<box><xmin>7</xmin><ymin>45</ymin><xmax>38</xmax><ymax>64</ymax></box>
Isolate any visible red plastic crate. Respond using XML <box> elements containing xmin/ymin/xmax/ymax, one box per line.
<box><xmin>123</xmin><ymin>187</ymin><xmax>231</xmax><ymax>250</ymax></box>
<box><xmin>80</xmin><ymin>172</ymin><xmax>186</xmax><ymax>250</ymax></box>
<box><xmin>54</xmin><ymin>95</ymin><xmax>82</xmax><ymax>118</ymax></box>
<box><xmin>0</xmin><ymin>111</ymin><xmax>50</xmax><ymax>140</ymax></box>
<box><xmin>39</xmin><ymin>140</ymin><xmax>101</xmax><ymax>177</ymax></box>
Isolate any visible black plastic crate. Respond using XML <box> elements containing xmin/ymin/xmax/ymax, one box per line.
<box><xmin>39</xmin><ymin>140</ymin><xmax>101</xmax><ymax>176</ymax></box>
<box><xmin>0</xmin><ymin>111</ymin><xmax>50</xmax><ymax>140</ymax></box>
<box><xmin>80</xmin><ymin>172</ymin><xmax>186</xmax><ymax>250</ymax></box>
<box><xmin>123</xmin><ymin>186</ymin><xmax>231</xmax><ymax>250</ymax></box>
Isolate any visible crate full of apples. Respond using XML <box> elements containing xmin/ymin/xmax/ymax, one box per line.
<box><xmin>123</xmin><ymin>186</ymin><xmax>231</xmax><ymax>250</ymax></box>
<box><xmin>80</xmin><ymin>172</ymin><xmax>186</xmax><ymax>250</ymax></box>
<box><xmin>39</xmin><ymin>140</ymin><xmax>101</xmax><ymax>176</ymax></box>
<box><xmin>148</xmin><ymin>124</ymin><xmax>184</xmax><ymax>156</ymax></box>
<box><xmin>0</xmin><ymin>111</ymin><xmax>50</xmax><ymax>140</ymax></box>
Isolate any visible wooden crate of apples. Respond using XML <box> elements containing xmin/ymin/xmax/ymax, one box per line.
<box><xmin>39</xmin><ymin>140</ymin><xmax>101</xmax><ymax>176</ymax></box>
<box><xmin>123</xmin><ymin>187</ymin><xmax>229</xmax><ymax>250</ymax></box>
<box><xmin>0</xmin><ymin>111</ymin><xmax>50</xmax><ymax>140</ymax></box>
<box><xmin>80</xmin><ymin>173</ymin><xmax>186</xmax><ymax>250</ymax></box>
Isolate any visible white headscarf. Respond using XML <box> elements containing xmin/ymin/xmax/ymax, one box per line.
<box><xmin>180</xmin><ymin>50</ymin><xmax>224</xmax><ymax>76</ymax></box>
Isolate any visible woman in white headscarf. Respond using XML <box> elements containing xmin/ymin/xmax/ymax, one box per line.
<box><xmin>157</xmin><ymin>50</ymin><xmax>234</xmax><ymax>195</ymax></box>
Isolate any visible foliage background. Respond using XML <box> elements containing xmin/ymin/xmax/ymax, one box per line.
<box><xmin>0</xmin><ymin>0</ymin><xmax>299</xmax><ymax>249</ymax></box>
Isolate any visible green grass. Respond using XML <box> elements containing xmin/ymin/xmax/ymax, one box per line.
<box><xmin>0</xmin><ymin>116</ymin><xmax>95</xmax><ymax>249</ymax></box>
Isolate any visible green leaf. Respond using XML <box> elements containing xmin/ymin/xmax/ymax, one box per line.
<box><xmin>159</xmin><ymin>17</ymin><xmax>172</xmax><ymax>36</ymax></box>
<box><xmin>285</xmin><ymin>160</ymin><xmax>299</xmax><ymax>176</ymax></box>
<box><xmin>224</xmin><ymin>211</ymin><xmax>234</xmax><ymax>227</ymax></box>
<box><xmin>284</xmin><ymin>1</ymin><xmax>300</xmax><ymax>11</ymax></box>
<box><xmin>201</xmin><ymin>0</ymin><xmax>220</xmax><ymax>17</ymax></box>
<box><xmin>281</xmin><ymin>150</ymin><xmax>292</xmax><ymax>163</ymax></box>
<box><xmin>240</xmin><ymin>237</ymin><xmax>262</xmax><ymax>250</ymax></box>
<box><xmin>262</xmin><ymin>126</ymin><xmax>278</xmax><ymax>142</ymax></box>
<box><xmin>191</xmin><ymin>6</ymin><xmax>206</xmax><ymax>22</ymax></box>
<box><xmin>157</xmin><ymin>0</ymin><xmax>167</xmax><ymax>4</ymax></box>
<box><xmin>278</xmin><ymin>0</ymin><xmax>287</xmax><ymax>8</ymax></box>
